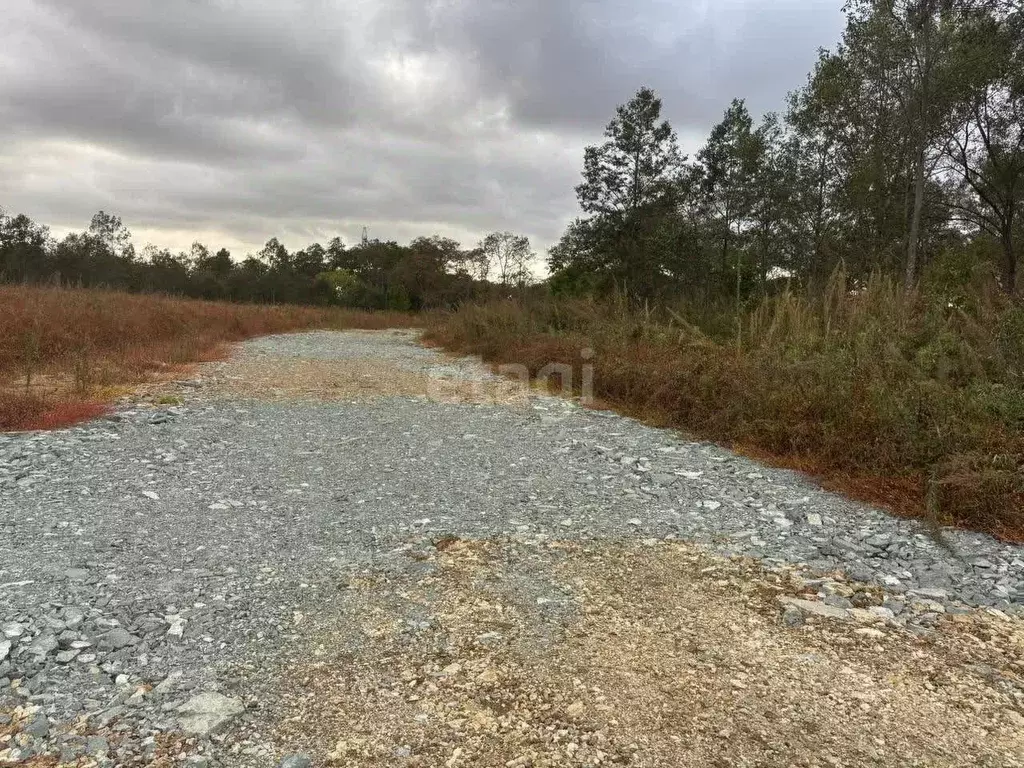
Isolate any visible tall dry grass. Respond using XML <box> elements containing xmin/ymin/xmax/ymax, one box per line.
<box><xmin>426</xmin><ymin>271</ymin><xmax>1024</xmax><ymax>539</ymax></box>
<box><xmin>0</xmin><ymin>284</ymin><xmax>418</xmax><ymax>430</ymax></box>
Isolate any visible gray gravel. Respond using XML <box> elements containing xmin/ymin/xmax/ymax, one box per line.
<box><xmin>1</xmin><ymin>329</ymin><xmax>1022</xmax><ymax>766</ymax></box>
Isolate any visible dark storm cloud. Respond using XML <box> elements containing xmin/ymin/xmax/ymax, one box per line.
<box><xmin>0</xmin><ymin>0</ymin><xmax>843</xmax><ymax>254</ymax></box>
<box><xmin>413</xmin><ymin>0</ymin><xmax>840</xmax><ymax>129</ymax></box>
<box><xmin>2</xmin><ymin>0</ymin><xmax>355</xmax><ymax>164</ymax></box>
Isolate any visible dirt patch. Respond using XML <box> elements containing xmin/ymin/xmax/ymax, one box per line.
<box><xmin>267</xmin><ymin>539</ymin><xmax>1024</xmax><ymax>767</ymax></box>
<box><xmin>194</xmin><ymin>357</ymin><xmax>532</xmax><ymax>407</ymax></box>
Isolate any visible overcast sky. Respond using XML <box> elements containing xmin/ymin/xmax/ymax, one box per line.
<box><xmin>0</xmin><ymin>0</ymin><xmax>845</xmax><ymax>257</ymax></box>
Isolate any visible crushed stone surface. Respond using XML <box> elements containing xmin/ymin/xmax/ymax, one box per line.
<box><xmin>0</xmin><ymin>329</ymin><xmax>1021</xmax><ymax>767</ymax></box>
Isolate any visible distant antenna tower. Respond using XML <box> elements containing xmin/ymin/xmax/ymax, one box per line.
<box><xmin>361</xmin><ymin>227</ymin><xmax>369</xmax><ymax>246</ymax></box>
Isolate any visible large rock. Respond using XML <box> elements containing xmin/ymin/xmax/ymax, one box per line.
<box><xmin>778</xmin><ymin>596</ymin><xmax>850</xmax><ymax>621</ymax></box>
<box><xmin>28</xmin><ymin>634</ymin><xmax>59</xmax><ymax>657</ymax></box>
<box><xmin>781</xmin><ymin>604</ymin><xmax>805</xmax><ymax>628</ymax></box>
<box><xmin>177</xmin><ymin>692</ymin><xmax>244</xmax><ymax>736</ymax></box>
<box><xmin>98</xmin><ymin>627</ymin><xmax>137</xmax><ymax>651</ymax></box>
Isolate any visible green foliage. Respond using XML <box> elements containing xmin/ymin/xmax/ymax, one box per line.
<box><xmin>0</xmin><ymin>209</ymin><xmax>530</xmax><ymax>311</ymax></box>
<box><xmin>553</xmin><ymin>2</ymin><xmax>1023</xmax><ymax>301</ymax></box>
<box><xmin>576</xmin><ymin>87</ymin><xmax>684</xmax><ymax>218</ymax></box>
<box><xmin>318</xmin><ymin>269</ymin><xmax>367</xmax><ymax>306</ymax></box>
<box><xmin>385</xmin><ymin>284</ymin><xmax>412</xmax><ymax>311</ymax></box>
<box><xmin>556</xmin><ymin>87</ymin><xmax>686</xmax><ymax>298</ymax></box>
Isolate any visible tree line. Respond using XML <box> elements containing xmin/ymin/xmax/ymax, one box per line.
<box><xmin>3</xmin><ymin>1</ymin><xmax>1020</xmax><ymax>307</ymax></box>
<box><xmin>0</xmin><ymin>208</ymin><xmax>536</xmax><ymax>309</ymax></box>
<box><xmin>551</xmin><ymin>0</ymin><xmax>1023</xmax><ymax>299</ymax></box>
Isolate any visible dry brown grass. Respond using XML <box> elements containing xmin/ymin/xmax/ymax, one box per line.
<box><xmin>425</xmin><ymin>273</ymin><xmax>1024</xmax><ymax>539</ymax></box>
<box><xmin>0</xmin><ymin>284</ymin><xmax>419</xmax><ymax>431</ymax></box>
<box><xmin>0</xmin><ymin>393</ymin><xmax>111</xmax><ymax>432</ymax></box>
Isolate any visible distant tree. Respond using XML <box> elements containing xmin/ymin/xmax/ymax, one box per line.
<box><xmin>258</xmin><ymin>238</ymin><xmax>290</xmax><ymax>270</ymax></box>
<box><xmin>453</xmin><ymin>246</ymin><xmax>489</xmax><ymax>282</ymax></box>
<box><xmin>0</xmin><ymin>209</ymin><xmax>51</xmax><ymax>282</ymax></box>
<box><xmin>144</xmin><ymin>245</ymin><xmax>192</xmax><ymax>294</ymax></box>
<box><xmin>186</xmin><ymin>242</ymin><xmax>229</xmax><ymax>299</ymax></box>
<box><xmin>387</xmin><ymin>237</ymin><xmax>465</xmax><ymax>308</ymax></box>
<box><xmin>318</xmin><ymin>269</ymin><xmax>368</xmax><ymax>306</ymax></box>
<box><xmin>293</xmin><ymin>243</ymin><xmax>327</xmax><ymax>278</ymax></box>
<box><xmin>209</xmin><ymin>248</ymin><xmax>234</xmax><ymax>276</ymax></box>
<box><xmin>89</xmin><ymin>211</ymin><xmax>134</xmax><ymax>261</ymax></box>
<box><xmin>480</xmin><ymin>231</ymin><xmax>534</xmax><ymax>288</ymax></box>
<box><xmin>0</xmin><ymin>210</ymin><xmax>487</xmax><ymax>307</ymax></box>
<box><xmin>188</xmin><ymin>242</ymin><xmax>209</xmax><ymax>269</ymax></box>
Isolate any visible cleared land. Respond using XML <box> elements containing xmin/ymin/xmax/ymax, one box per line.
<box><xmin>0</xmin><ymin>330</ymin><xmax>1021</xmax><ymax>767</ymax></box>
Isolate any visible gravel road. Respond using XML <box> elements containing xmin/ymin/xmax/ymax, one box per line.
<box><xmin>1</xmin><ymin>330</ymin><xmax>1022</xmax><ymax>767</ymax></box>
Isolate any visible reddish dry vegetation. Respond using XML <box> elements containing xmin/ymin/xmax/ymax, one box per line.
<box><xmin>0</xmin><ymin>396</ymin><xmax>110</xmax><ymax>433</ymax></box>
<box><xmin>426</xmin><ymin>278</ymin><xmax>1024</xmax><ymax>541</ymax></box>
<box><xmin>0</xmin><ymin>284</ymin><xmax>418</xmax><ymax>431</ymax></box>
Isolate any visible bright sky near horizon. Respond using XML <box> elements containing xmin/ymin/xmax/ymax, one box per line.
<box><xmin>0</xmin><ymin>0</ymin><xmax>845</xmax><ymax>257</ymax></box>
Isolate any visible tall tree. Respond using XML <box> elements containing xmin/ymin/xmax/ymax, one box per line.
<box><xmin>843</xmin><ymin>0</ymin><xmax>965</xmax><ymax>288</ymax></box>
<box><xmin>576</xmin><ymin>87</ymin><xmax>684</xmax><ymax>219</ymax></box>
<box><xmin>258</xmin><ymin>238</ymin><xmax>290</xmax><ymax>270</ymax></box>
<box><xmin>942</xmin><ymin>4</ymin><xmax>1024</xmax><ymax>293</ymax></box>
<box><xmin>480</xmin><ymin>231</ymin><xmax>534</xmax><ymax>288</ymax></box>
<box><xmin>293</xmin><ymin>243</ymin><xmax>327</xmax><ymax>278</ymax></box>
<box><xmin>697</xmin><ymin>99</ymin><xmax>762</xmax><ymax>297</ymax></box>
<box><xmin>89</xmin><ymin>211</ymin><xmax>134</xmax><ymax>261</ymax></box>
<box><xmin>747</xmin><ymin>114</ymin><xmax>801</xmax><ymax>288</ymax></box>
<box><xmin>785</xmin><ymin>51</ymin><xmax>858</xmax><ymax>282</ymax></box>
<box><xmin>573</xmin><ymin>87</ymin><xmax>685</xmax><ymax>295</ymax></box>
<box><xmin>0</xmin><ymin>209</ymin><xmax>51</xmax><ymax>281</ymax></box>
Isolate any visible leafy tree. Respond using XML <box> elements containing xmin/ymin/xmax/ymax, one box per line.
<box><xmin>0</xmin><ymin>209</ymin><xmax>514</xmax><ymax>307</ymax></box>
<box><xmin>0</xmin><ymin>209</ymin><xmax>51</xmax><ymax>281</ymax></box>
<box><xmin>942</xmin><ymin>5</ymin><xmax>1024</xmax><ymax>293</ymax></box>
<box><xmin>748</xmin><ymin>114</ymin><xmax>804</xmax><ymax>288</ymax></box>
<box><xmin>480</xmin><ymin>232</ymin><xmax>534</xmax><ymax>288</ymax></box>
<box><xmin>293</xmin><ymin>243</ymin><xmax>327</xmax><ymax>278</ymax></box>
<box><xmin>143</xmin><ymin>246</ymin><xmax>192</xmax><ymax>295</ymax></box>
<box><xmin>842</xmin><ymin>0</ymin><xmax>969</xmax><ymax>287</ymax></box>
<box><xmin>453</xmin><ymin>246</ymin><xmax>489</xmax><ymax>282</ymax></box>
<box><xmin>89</xmin><ymin>211</ymin><xmax>134</xmax><ymax>261</ymax></box>
<box><xmin>258</xmin><ymin>238</ymin><xmax>290</xmax><ymax>270</ymax></box>
<box><xmin>209</xmin><ymin>248</ymin><xmax>234</xmax><ymax>276</ymax></box>
<box><xmin>318</xmin><ymin>269</ymin><xmax>369</xmax><ymax>306</ymax></box>
<box><xmin>784</xmin><ymin>52</ymin><xmax>856</xmax><ymax>283</ymax></box>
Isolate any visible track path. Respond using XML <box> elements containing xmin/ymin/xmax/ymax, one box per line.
<box><xmin>1</xmin><ymin>330</ymin><xmax>1022</xmax><ymax>767</ymax></box>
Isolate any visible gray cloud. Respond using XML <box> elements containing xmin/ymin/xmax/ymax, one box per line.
<box><xmin>0</xmin><ymin>0</ymin><xmax>843</xmax><ymax>255</ymax></box>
